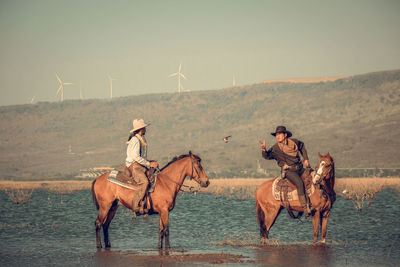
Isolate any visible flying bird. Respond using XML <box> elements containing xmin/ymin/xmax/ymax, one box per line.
<box><xmin>223</xmin><ymin>135</ymin><xmax>232</xmax><ymax>143</ymax></box>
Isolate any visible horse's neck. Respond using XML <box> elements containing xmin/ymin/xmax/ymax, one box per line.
<box><xmin>160</xmin><ymin>158</ymin><xmax>190</xmax><ymax>193</ymax></box>
<box><xmin>326</xmin><ymin>169</ymin><xmax>335</xmax><ymax>192</ymax></box>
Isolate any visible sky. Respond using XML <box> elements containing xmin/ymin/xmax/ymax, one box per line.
<box><xmin>0</xmin><ymin>0</ymin><xmax>399</xmax><ymax>106</ymax></box>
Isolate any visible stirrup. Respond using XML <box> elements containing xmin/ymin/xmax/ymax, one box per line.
<box><xmin>148</xmin><ymin>184</ymin><xmax>155</xmax><ymax>193</ymax></box>
<box><xmin>304</xmin><ymin>206</ymin><xmax>311</xmax><ymax>218</ymax></box>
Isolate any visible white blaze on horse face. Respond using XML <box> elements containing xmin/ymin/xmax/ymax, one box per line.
<box><xmin>313</xmin><ymin>161</ymin><xmax>326</xmax><ymax>184</ymax></box>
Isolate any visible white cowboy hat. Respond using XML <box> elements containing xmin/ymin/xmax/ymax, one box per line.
<box><xmin>130</xmin><ymin>118</ymin><xmax>150</xmax><ymax>133</ymax></box>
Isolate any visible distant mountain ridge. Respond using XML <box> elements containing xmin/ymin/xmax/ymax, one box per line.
<box><xmin>263</xmin><ymin>75</ymin><xmax>347</xmax><ymax>84</ymax></box>
<box><xmin>0</xmin><ymin>69</ymin><xmax>399</xmax><ymax>180</ymax></box>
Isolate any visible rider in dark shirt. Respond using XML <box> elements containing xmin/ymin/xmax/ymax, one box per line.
<box><xmin>260</xmin><ymin>126</ymin><xmax>312</xmax><ymax>217</ymax></box>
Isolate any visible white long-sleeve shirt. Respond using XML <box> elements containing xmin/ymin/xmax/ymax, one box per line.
<box><xmin>125</xmin><ymin>136</ymin><xmax>150</xmax><ymax>168</ymax></box>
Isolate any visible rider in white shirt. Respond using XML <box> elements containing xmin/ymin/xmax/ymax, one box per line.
<box><xmin>126</xmin><ymin>118</ymin><xmax>158</xmax><ymax>213</ymax></box>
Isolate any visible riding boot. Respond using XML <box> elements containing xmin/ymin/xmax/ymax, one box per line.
<box><xmin>132</xmin><ymin>192</ymin><xmax>141</xmax><ymax>213</ymax></box>
<box><xmin>148</xmin><ymin>167</ymin><xmax>156</xmax><ymax>192</ymax></box>
<box><xmin>299</xmin><ymin>195</ymin><xmax>311</xmax><ymax>218</ymax></box>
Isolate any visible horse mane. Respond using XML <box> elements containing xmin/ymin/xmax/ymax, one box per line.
<box><xmin>160</xmin><ymin>153</ymin><xmax>201</xmax><ymax>171</ymax></box>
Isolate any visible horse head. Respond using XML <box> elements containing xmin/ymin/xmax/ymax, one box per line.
<box><xmin>313</xmin><ymin>152</ymin><xmax>335</xmax><ymax>185</ymax></box>
<box><xmin>188</xmin><ymin>151</ymin><xmax>210</xmax><ymax>188</ymax></box>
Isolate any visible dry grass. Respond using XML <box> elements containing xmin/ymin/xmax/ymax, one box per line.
<box><xmin>335</xmin><ymin>178</ymin><xmax>400</xmax><ymax>211</ymax></box>
<box><xmin>0</xmin><ymin>180</ymin><xmax>92</xmax><ymax>194</ymax></box>
<box><xmin>1</xmin><ymin>178</ymin><xmax>399</xmax><ymax>206</ymax></box>
<box><xmin>184</xmin><ymin>177</ymin><xmax>400</xmax><ymax>204</ymax></box>
<box><xmin>183</xmin><ymin>178</ymin><xmax>269</xmax><ymax>200</ymax></box>
<box><xmin>5</xmin><ymin>189</ymin><xmax>33</xmax><ymax>204</ymax></box>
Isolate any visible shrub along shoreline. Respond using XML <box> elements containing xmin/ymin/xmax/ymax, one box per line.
<box><xmin>1</xmin><ymin>178</ymin><xmax>399</xmax><ymax>208</ymax></box>
<box><xmin>0</xmin><ymin>177</ymin><xmax>399</xmax><ymax>194</ymax></box>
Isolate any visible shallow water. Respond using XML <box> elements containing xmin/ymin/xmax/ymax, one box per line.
<box><xmin>0</xmin><ymin>188</ymin><xmax>399</xmax><ymax>266</ymax></box>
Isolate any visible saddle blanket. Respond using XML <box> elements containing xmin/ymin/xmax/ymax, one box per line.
<box><xmin>272</xmin><ymin>177</ymin><xmax>314</xmax><ymax>201</ymax></box>
<box><xmin>107</xmin><ymin>170</ymin><xmax>138</xmax><ymax>191</ymax></box>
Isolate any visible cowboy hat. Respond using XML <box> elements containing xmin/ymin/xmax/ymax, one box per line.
<box><xmin>130</xmin><ymin>118</ymin><xmax>150</xmax><ymax>133</ymax></box>
<box><xmin>271</xmin><ymin>125</ymin><xmax>292</xmax><ymax>137</ymax></box>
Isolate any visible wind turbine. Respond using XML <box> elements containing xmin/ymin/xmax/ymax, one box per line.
<box><xmin>55</xmin><ymin>73</ymin><xmax>73</xmax><ymax>102</ymax></box>
<box><xmin>79</xmin><ymin>83</ymin><xmax>83</xmax><ymax>100</ymax></box>
<box><xmin>107</xmin><ymin>74</ymin><xmax>117</xmax><ymax>99</ymax></box>
<box><xmin>169</xmin><ymin>62</ymin><xmax>187</xmax><ymax>94</ymax></box>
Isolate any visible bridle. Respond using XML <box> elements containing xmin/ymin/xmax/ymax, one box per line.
<box><xmin>313</xmin><ymin>159</ymin><xmax>333</xmax><ymax>185</ymax></box>
<box><xmin>313</xmin><ymin>159</ymin><xmax>335</xmax><ymax>203</ymax></box>
<box><xmin>313</xmin><ymin>160</ymin><xmax>326</xmax><ymax>185</ymax></box>
<box><xmin>155</xmin><ymin>155</ymin><xmax>203</xmax><ymax>192</ymax></box>
<box><xmin>190</xmin><ymin>156</ymin><xmax>201</xmax><ymax>181</ymax></box>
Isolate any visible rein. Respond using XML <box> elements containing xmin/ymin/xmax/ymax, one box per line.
<box><xmin>155</xmin><ymin>156</ymin><xmax>201</xmax><ymax>193</ymax></box>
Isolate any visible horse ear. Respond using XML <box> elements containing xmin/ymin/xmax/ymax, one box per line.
<box><xmin>318</xmin><ymin>152</ymin><xmax>322</xmax><ymax>159</ymax></box>
<box><xmin>327</xmin><ymin>152</ymin><xmax>331</xmax><ymax>158</ymax></box>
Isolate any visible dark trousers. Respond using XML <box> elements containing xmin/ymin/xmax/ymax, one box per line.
<box><xmin>286</xmin><ymin>170</ymin><xmax>305</xmax><ymax>196</ymax></box>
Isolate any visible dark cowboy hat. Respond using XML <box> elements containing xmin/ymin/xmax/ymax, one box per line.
<box><xmin>271</xmin><ymin>126</ymin><xmax>292</xmax><ymax>137</ymax></box>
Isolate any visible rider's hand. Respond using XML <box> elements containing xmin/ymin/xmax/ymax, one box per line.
<box><xmin>259</xmin><ymin>140</ymin><xmax>266</xmax><ymax>151</ymax></box>
<box><xmin>304</xmin><ymin>160</ymin><xmax>310</xmax><ymax>168</ymax></box>
<box><xmin>150</xmin><ymin>161</ymin><xmax>159</xmax><ymax>168</ymax></box>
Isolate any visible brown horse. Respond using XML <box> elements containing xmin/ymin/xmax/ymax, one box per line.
<box><xmin>91</xmin><ymin>151</ymin><xmax>210</xmax><ymax>249</ymax></box>
<box><xmin>255</xmin><ymin>153</ymin><xmax>336</xmax><ymax>244</ymax></box>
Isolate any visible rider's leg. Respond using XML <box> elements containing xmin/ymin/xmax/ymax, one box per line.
<box><xmin>130</xmin><ymin>164</ymin><xmax>149</xmax><ymax>212</ymax></box>
<box><xmin>286</xmin><ymin>171</ymin><xmax>311</xmax><ymax>217</ymax></box>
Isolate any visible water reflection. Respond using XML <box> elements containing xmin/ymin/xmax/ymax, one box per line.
<box><xmin>255</xmin><ymin>244</ymin><xmax>332</xmax><ymax>267</ymax></box>
<box><xmin>93</xmin><ymin>249</ymin><xmax>193</xmax><ymax>267</ymax></box>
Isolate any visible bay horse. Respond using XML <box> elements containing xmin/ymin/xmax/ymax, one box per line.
<box><xmin>255</xmin><ymin>153</ymin><xmax>336</xmax><ymax>244</ymax></box>
<box><xmin>91</xmin><ymin>151</ymin><xmax>210</xmax><ymax>249</ymax></box>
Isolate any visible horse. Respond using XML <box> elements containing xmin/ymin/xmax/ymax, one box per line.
<box><xmin>255</xmin><ymin>153</ymin><xmax>336</xmax><ymax>244</ymax></box>
<box><xmin>91</xmin><ymin>151</ymin><xmax>210</xmax><ymax>249</ymax></box>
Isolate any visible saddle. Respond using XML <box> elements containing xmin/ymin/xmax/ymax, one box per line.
<box><xmin>107</xmin><ymin>167</ymin><xmax>156</xmax><ymax>189</ymax></box>
<box><xmin>272</xmin><ymin>168</ymin><xmax>315</xmax><ymax>202</ymax></box>
<box><xmin>107</xmin><ymin>170</ymin><xmax>139</xmax><ymax>190</ymax></box>
<box><xmin>107</xmin><ymin>167</ymin><xmax>156</xmax><ymax>215</ymax></box>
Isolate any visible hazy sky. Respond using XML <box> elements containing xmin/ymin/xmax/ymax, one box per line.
<box><xmin>1</xmin><ymin>0</ymin><xmax>399</xmax><ymax>106</ymax></box>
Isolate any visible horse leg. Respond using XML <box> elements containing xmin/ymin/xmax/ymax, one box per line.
<box><xmin>95</xmin><ymin>202</ymin><xmax>112</xmax><ymax>248</ymax></box>
<box><xmin>258</xmin><ymin>204</ymin><xmax>281</xmax><ymax>245</ymax></box>
<box><xmin>264</xmin><ymin>206</ymin><xmax>281</xmax><ymax>242</ymax></box>
<box><xmin>312</xmin><ymin>210</ymin><xmax>320</xmax><ymax>243</ymax></box>
<box><xmin>158</xmin><ymin>209</ymin><xmax>170</xmax><ymax>249</ymax></box>
<box><xmin>95</xmin><ymin>218</ymin><xmax>102</xmax><ymax>248</ymax></box>
<box><xmin>320</xmin><ymin>211</ymin><xmax>330</xmax><ymax>243</ymax></box>
<box><xmin>103</xmin><ymin>200</ymin><xmax>119</xmax><ymax>248</ymax></box>
<box><xmin>164</xmin><ymin>225</ymin><xmax>170</xmax><ymax>249</ymax></box>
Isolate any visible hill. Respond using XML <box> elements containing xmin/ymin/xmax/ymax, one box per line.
<box><xmin>263</xmin><ymin>76</ymin><xmax>347</xmax><ymax>84</ymax></box>
<box><xmin>1</xmin><ymin>69</ymin><xmax>400</xmax><ymax>180</ymax></box>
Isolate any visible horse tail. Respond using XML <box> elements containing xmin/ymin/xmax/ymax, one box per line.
<box><xmin>91</xmin><ymin>179</ymin><xmax>99</xmax><ymax>210</ymax></box>
<box><xmin>255</xmin><ymin>197</ymin><xmax>265</xmax><ymax>227</ymax></box>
